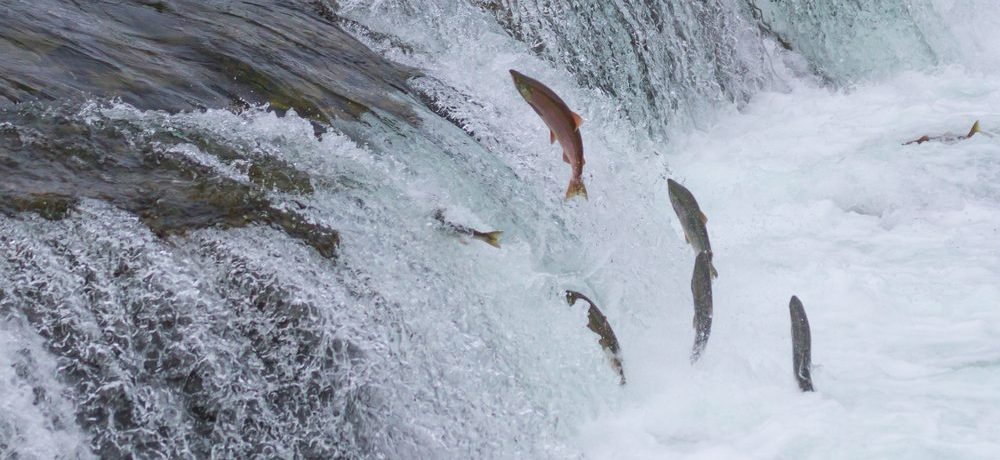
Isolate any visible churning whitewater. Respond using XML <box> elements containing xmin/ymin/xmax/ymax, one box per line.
<box><xmin>2</xmin><ymin>0</ymin><xmax>999</xmax><ymax>458</ymax></box>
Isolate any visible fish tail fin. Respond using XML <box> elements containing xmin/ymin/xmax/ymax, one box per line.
<box><xmin>565</xmin><ymin>178</ymin><xmax>588</xmax><ymax>200</ymax></box>
<box><xmin>710</xmin><ymin>262</ymin><xmax>719</xmax><ymax>279</ymax></box>
<box><xmin>612</xmin><ymin>356</ymin><xmax>626</xmax><ymax>385</ymax></box>
<box><xmin>968</xmin><ymin>120</ymin><xmax>981</xmax><ymax>138</ymax></box>
<box><xmin>478</xmin><ymin>231</ymin><xmax>502</xmax><ymax>248</ymax></box>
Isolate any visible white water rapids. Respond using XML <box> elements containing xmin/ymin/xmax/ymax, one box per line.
<box><xmin>2</xmin><ymin>0</ymin><xmax>999</xmax><ymax>458</ymax></box>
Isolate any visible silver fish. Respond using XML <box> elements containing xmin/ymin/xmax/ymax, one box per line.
<box><xmin>433</xmin><ymin>209</ymin><xmax>502</xmax><ymax>248</ymax></box>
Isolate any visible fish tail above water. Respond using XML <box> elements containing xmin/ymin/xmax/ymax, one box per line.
<box><xmin>565</xmin><ymin>290</ymin><xmax>626</xmax><ymax>384</ymax></box>
<box><xmin>474</xmin><ymin>231</ymin><xmax>503</xmax><ymax>248</ymax></box>
<box><xmin>967</xmin><ymin>120</ymin><xmax>981</xmax><ymax>138</ymax></box>
<box><xmin>706</xmin><ymin>251</ymin><xmax>719</xmax><ymax>279</ymax></box>
<box><xmin>610</xmin><ymin>355</ymin><xmax>626</xmax><ymax>385</ymax></box>
<box><xmin>565</xmin><ymin>177</ymin><xmax>588</xmax><ymax>200</ymax></box>
<box><xmin>789</xmin><ymin>295</ymin><xmax>814</xmax><ymax>392</ymax></box>
<box><xmin>697</xmin><ymin>248</ymin><xmax>720</xmax><ymax>279</ymax></box>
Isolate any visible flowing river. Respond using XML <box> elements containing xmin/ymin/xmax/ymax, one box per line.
<box><xmin>1</xmin><ymin>1</ymin><xmax>998</xmax><ymax>458</ymax></box>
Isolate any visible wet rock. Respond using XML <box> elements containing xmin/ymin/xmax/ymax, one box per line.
<box><xmin>0</xmin><ymin>192</ymin><xmax>78</xmax><ymax>220</ymax></box>
<box><xmin>248</xmin><ymin>161</ymin><xmax>314</xmax><ymax>195</ymax></box>
<box><xmin>0</xmin><ymin>0</ymin><xmax>418</xmax><ymax>124</ymax></box>
<box><xmin>0</xmin><ymin>106</ymin><xmax>338</xmax><ymax>259</ymax></box>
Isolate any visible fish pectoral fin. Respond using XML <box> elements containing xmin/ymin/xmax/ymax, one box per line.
<box><xmin>562</xmin><ymin>152</ymin><xmax>570</xmax><ymax>164</ymax></box>
<box><xmin>550</xmin><ymin>130</ymin><xmax>557</xmax><ymax>144</ymax></box>
<box><xmin>683</xmin><ymin>231</ymin><xmax>690</xmax><ymax>244</ymax></box>
<box><xmin>700</xmin><ymin>211</ymin><xmax>708</xmax><ymax>224</ymax></box>
<box><xmin>571</xmin><ymin>111</ymin><xmax>584</xmax><ymax>131</ymax></box>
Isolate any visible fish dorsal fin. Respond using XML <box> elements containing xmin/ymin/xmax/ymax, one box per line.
<box><xmin>967</xmin><ymin>120</ymin><xmax>981</xmax><ymax>138</ymax></box>
<box><xmin>550</xmin><ymin>130</ymin><xmax>556</xmax><ymax>144</ymax></box>
<box><xmin>700</xmin><ymin>211</ymin><xmax>708</xmax><ymax>224</ymax></box>
<box><xmin>572</xmin><ymin>112</ymin><xmax>584</xmax><ymax>131</ymax></box>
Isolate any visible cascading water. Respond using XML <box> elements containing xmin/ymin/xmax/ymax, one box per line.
<box><xmin>339</xmin><ymin>0</ymin><xmax>778</xmax><ymax>131</ymax></box>
<box><xmin>3</xmin><ymin>0</ymin><xmax>1000</xmax><ymax>458</ymax></box>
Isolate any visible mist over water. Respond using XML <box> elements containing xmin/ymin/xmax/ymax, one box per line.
<box><xmin>2</xmin><ymin>1</ymin><xmax>999</xmax><ymax>458</ymax></box>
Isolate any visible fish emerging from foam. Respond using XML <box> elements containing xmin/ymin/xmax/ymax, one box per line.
<box><xmin>904</xmin><ymin>120</ymin><xmax>980</xmax><ymax>145</ymax></box>
<box><xmin>668</xmin><ymin>178</ymin><xmax>718</xmax><ymax>278</ymax></box>
<box><xmin>789</xmin><ymin>295</ymin><xmax>814</xmax><ymax>392</ymax></box>
<box><xmin>510</xmin><ymin>69</ymin><xmax>587</xmax><ymax>200</ymax></box>
<box><xmin>690</xmin><ymin>251</ymin><xmax>714</xmax><ymax>364</ymax></box>
<box><xmin>565</xmin><ymin>290</ymin><xmax>626</xmax><ymax>385</ymax></box>
<box><xmin>432</xmin><ymin>209</ymin><xmax>502</xmax><ymax>248</ymax></box>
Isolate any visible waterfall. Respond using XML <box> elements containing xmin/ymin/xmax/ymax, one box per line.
<box><xmin>2</xmin><ymin>0</ymin><xmax>998</xmax><ymax>458</ymax></box>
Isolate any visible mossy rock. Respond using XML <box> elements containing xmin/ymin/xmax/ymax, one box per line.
<box><xmin>0</xmin><ymin>192</ymin><xmax>78</xmax><ymax>220</ymax></box>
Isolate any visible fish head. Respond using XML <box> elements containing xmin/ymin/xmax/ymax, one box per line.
<box><xmin>667</xmin><ymin>178</ymin><xmax>682</xmax><ymax>196</ymax></box>
<box><xmin>667</xmin><ymin>178</ymin><xmax>695</xmax><ymax>209</ymax></box>
<box><xmin>509</xmin><ymin>69</ymin><xmax>535</xmax><ymax>101</ymax></box>
<box><xmin>564</xmin><ymin>290</ymin><xmax>579</xmax><ymax>306</ymax></box>
<box><xmin>667</xmin><ymin>178</ymin><xmax>685</xmax><ymax>208</ymax></box>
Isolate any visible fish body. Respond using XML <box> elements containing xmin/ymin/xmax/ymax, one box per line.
<box><xmin>565</xmin><ymin>290</ymin><xmax>626</xmax><ymax>385</ymax></box>
<box><xmin>904</xmin><ymin>120</ymin><xmax>980</xmax><ymax>145</ymax></box>
<box><xmin>510</xmin><ymin>69</ymin><xmax>587</xmax><ymax>200</ymax></box>
<box><xmin>433</xmin><ymin>209</ymin><xmax>502</xmax><ymax>248</ymax></box>
<box><xmin>690</xmin><ymin>251</ymin><xmax>714</xmax><ymax>364</ymax></box>
<box><xmin>668</xmin><ymin>179</ymin><xmax>718</xmax><ymax>278</ymax></box>
<box><xmin>789</xmin><ymin>295</ymin><xmax>814</xmax><ymax>392</ymax></box>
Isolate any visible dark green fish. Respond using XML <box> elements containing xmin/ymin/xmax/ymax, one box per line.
<box><xmin>789</xmin><ymin>295</ymin><xmax>814</xmax><ymax>392</ymax></box>
<box><xmin>668</xmin><ymin>178</ymin><xmax>717</xmax><ymax>278</ymax></box>
<box><xmin>690</xmin><ymin>251</ymin><xmax>714</xmax><ymax>364</ymax></box>
<box><xmin>565</xmin><ymin>290</ymin><xmax>626</xmax><ymax>385</ymax></box>
<box><xmin>432</xmin><ymin>209</ymin><xmax>502</xmax><ymax>248</ymax></box>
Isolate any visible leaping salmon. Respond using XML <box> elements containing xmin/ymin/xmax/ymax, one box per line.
<box><xmin>789</xmin><ymin>296</ymin><xmax>814</xmax><ymax>392</ymax></box>
<box><xmin>668</xmin><ymin>179</ymin><xmax>718</xmax><ymax>278</ymax></box>
<box><xmin>510</xmin><ymin>69</ymin><xmax>588</xmax><ymax>200</ymax></box>
<box><xmin>904</xmin><ymin>120</ymin><xmax>981</xmax><ymax>145</ymax></box>
<box><xmin>432</xmin><ymin>209</ymin><xmax>502</xmax><ymax>248</ymax></box>
<box><xmin>565</xmin><ymin>290</ymin><xmax>626</xmax><ymax>385</ymax></box>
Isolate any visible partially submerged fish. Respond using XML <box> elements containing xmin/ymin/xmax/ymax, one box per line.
<box><xmin>904</xmin><ymin>120</ymin><xmax>980</xmax><ymax>145</ymax></box>
<box><xmin>565</xmin><ymin>290</ymin><xmax>626</xmax><ymax>385</ymax></box>
<box><xmin>690</xmin><ymin>251</ymin><xmax>714</xmax><ymax>364</ymax></box>
<box><xmin>510</xmin><ymin>69</ymin><xmax>587</xmax><ymax>200</ymax></box>
<box><xmin>789</xmin><ymin>295</ymin><xmax>814</xmax><ymax>392</ymax></box>
<box><xmin>432</xmin><ymin>209</ymin><xmax>502</xmax><ymax>248</ymax></box>
<box><xmin>668</xmin><ymin>178</ymin><xmax>718</xmax><ymax>278</ymax></box>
